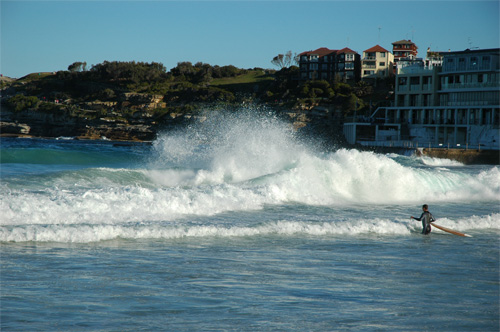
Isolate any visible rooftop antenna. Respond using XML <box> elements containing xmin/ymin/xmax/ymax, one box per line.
<box><xmin>411</xmin><ymin>26</ymin><xmax>415</xmax><ymax>41</ymax></box>
<box><xmin>378</xmin><ymin>26</ymin><xmax>382</xmax><ymax>44</ymax></box>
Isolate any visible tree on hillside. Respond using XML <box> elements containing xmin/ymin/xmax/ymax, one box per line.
<box><xmin>68</xmin><ymin>62</ymin><xmax>87</xmax><ymax>72</ymax></box>
<box><xmin>89</xmin><ymin>61</ymin><xmax>166</xmax><ymax>82</ymax></box>
<box><xmin>271</xmin><ymin>51</ymin><xmax>298</xmax><ymax>69</ymax></box>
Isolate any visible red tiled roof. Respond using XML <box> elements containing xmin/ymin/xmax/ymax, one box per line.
<box><xmin>299</xmin><ymin>47</ymin><xmax>359</xmax><ymax>57</ymax></box>
<box><xmin>364</xmin><ymin>45</ymin><xmax>388</xmax><ymax>53</ymax></box>
<box><xmin>337</xmin><ymin>47</ymin><xmax>357</xmax><ymax>54</ymax></box>
<box><xmin>299</xmin><ymin>47</ymin><xmax>338</xmax><ymax>56</ymax></box>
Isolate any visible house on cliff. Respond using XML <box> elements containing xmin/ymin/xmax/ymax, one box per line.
<box><xmin>361</xmin><ymin>45</ymin><xmax>394</xmax><ymax>79</ymax></box>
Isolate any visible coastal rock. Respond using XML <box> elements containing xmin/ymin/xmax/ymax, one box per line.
<box><xmin>0</xmin><ymin>121</ymin><xmax>31</xmax><ymax>135</ymax></box>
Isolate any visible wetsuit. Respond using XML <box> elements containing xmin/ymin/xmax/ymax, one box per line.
<box><xmin>414</xmin><ymin>211</ymin><xmax>435</xmax><ymax>234</ymax></box>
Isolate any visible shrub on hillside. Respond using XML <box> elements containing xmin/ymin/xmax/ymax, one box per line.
<box><xmin>6</xmin><ymin>95</ymin><xmax>40</xmax><ymax>112</ymax></box>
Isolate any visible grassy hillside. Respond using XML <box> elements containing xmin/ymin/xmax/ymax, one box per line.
<box><xmin>210</xmin><ymin>70</ymin><xmax>274</xmax><ymax>86</ymax></box>
<box><xmin>210</xmin><ymin>70</ymin><xmax>275</xmax><ymax>94</ymax></box>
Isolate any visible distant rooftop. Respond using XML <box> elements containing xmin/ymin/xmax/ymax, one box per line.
<box><xmin>364</xmin><ymin>45</ymin><xmax>389</xmax><ymax>53</ymax></box>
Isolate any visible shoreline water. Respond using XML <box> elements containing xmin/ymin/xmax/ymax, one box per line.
<box><xmin>2</xmin><ymin>124</ymin><xmax>499</xmax><ymax>331</ymax></box>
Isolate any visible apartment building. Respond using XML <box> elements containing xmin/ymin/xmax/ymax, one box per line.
<box><xmin>392</xmin><ymin>40</ymin><xmax>418</xmax><ymax>61</ymax></box>
<box><xmin>344</xmin><ymin>48</ymin><xmax>500</xmax><ymax>149</ymax></box>
<box><xmin>299</xmin><ymin>47</ymin><xmax>336</xmax><ymax>81</ymax></box>
<box><xmin>298</xmin><ymin>47</ymin><xmax>360</xmax><ymax>82</ymax></box>
<box><xmin>361</xmin><ymin>45</ymin><xmax>394</xmax><ymax>79</ymax></box>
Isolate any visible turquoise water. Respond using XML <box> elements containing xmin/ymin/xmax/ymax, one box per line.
<box><xmin>1</xmin><ymin>112</ymin><xmax>499</xmax><ymax>331</ymax></box>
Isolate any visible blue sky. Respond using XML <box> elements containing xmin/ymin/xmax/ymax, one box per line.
<box><xmin>1</xmin><ymin>1</ymin><xmax>499</xmax><ymax>78</ymax></box>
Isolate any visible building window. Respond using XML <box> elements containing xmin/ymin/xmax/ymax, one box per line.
<box><xmin>458</xmin><ymin>58</ymin><xmax>466</xmax><ymax>70</ymax></box>
<box><xmin>380</xmin><ymin>52</ymin><xmax>386</xmax><ymax>58</ymax></box>
<box><xmin>410</xmin><ymin>95</ymin><xmax>417</xmax><ymax>106</ymax></box>
<box><xmin>346</xmin><ymin>54</ymin><xmax>355</xmax><ymax>61</ymax></box>
<box><xmin>345</xmin><ymin>62</ymin><xmax>354</xmax><ymax>69</ymax></box>
<box><xmin>423</xmin><ymin>94</ymin><xmax>430</xmax><ymax>106</ymax></box>
<box><xmin>470</xmin><ymin>57</ymin><xmax>478</xmax><ymax>69</ymax></box>
<box><xmin>379</xmin><ymin>62</ymin><xmax>385</xmax><ymax>67</ymax></box>
<box><xmin>482</xmin><ymin>56</ymin><xmax>491</xmax><ymax>69</ymax></box>
<box><xmin>310</xmin><ymin>63</ymin><xmax>318</xmax><ymax>70</ymax></box>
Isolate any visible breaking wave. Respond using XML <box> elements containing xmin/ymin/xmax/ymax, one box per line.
<box><xmin>1</xmin><ymin>109</ymin><xmax>499</xmax><ymax>242</ymax></box>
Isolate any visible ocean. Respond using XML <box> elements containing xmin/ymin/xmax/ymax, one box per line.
<box><xmin>1</xmin><ymin>111</ymin><xmax>499</xmax><ymax>331</ymax></box>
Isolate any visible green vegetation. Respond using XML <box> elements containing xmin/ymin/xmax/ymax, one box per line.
<box><xmin>6</xmin><ymin>95</ymin><xmax>41</xmax><ymax>112</ymax></box>
<box><xmin>5</xmin><ymin>94</ymin><xmax>65</xmax><ymax>113</ymax></box>
<box><xmin>3</xmin><ymin>60</ymin><xmax>394</xmax><ymax>120</ymax></box>
<box><xmin>211</xmin><ymin>70</ymin><xmax>273</xmax><ymax>86</ymax></box>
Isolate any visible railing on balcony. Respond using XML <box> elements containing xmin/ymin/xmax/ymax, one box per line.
<box><xmin>440</xmin><ymin>82</ymin><xmax>500</xmax><ymax>90</ymax></box>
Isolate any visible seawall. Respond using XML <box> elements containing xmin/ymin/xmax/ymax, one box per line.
<box><xmin>416</xmin><ymin>148</ymin><xmax>499</xmax><ymax>165</ymax></box>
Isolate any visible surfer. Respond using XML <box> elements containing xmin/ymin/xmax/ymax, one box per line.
<box><xmin>411</xmin><ymin>204</ymin><xmax>436</xmax><ymax>235</ymax></box>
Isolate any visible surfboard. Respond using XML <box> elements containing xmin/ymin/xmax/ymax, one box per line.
<box><xmin>431</xmin><ymin>222</ymin><xmax>472</xmax><ymax>237</ymax></box>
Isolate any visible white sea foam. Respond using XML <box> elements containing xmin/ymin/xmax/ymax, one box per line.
<box><xmin>431</xmin><ymin>213</ymin><xmax>500</xmax><ymax>232</ymax></box>
<box><xmin>1</xmin><ymin>214</ymin><xmax>498</xmax><ymax>243</ymax></box>
<box><xmin>420</xmin><ymin>156</ymin><xmax>464</xmax><ymax>167</ymax></box>
<box><xmin>2</xmin><ymin>109</ymin><xmax>499</xmax><ymax>238</ymax></box>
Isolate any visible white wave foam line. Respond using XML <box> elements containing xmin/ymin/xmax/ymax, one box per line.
<box><xmin>0</xmin><ymin>219</ymin><xmax>411</xmax><ymax>243</ymax></box>
<box><xmin>432</xmin><ymin>213</ymin><xmax>500</xmax><ymax>231</ymax></box>
<box><xmin>0</xmin><ymin>183</ymin><xmax>271</xmax><ymax>226</ymax></box>
<box><xmin>3</xmin><ymin>214</ymin><xmax>498</xmax><ymax>243</ymax></box>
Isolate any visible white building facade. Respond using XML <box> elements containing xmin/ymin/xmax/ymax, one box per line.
<box><xmin>344</xmin><ymin>48</ymin><xmax>500</xmax><ymax>150</ymax></box>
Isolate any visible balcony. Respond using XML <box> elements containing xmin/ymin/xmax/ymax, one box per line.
<box><xmin>440</xmin><ymin>82</ymin><xmax>500</xmax><ymax>90</ymax></box>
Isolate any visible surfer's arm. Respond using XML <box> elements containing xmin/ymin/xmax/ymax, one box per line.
<box><xmin>412</xmin><ymin>213</ymin><xmax>424</xmax><ymax>221</ymax></box>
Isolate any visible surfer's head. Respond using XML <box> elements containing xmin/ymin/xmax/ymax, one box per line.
<box><xmin>422</xmin><ymin>204</ymin><xmax>428</xmax><ymax>211</ymax></box>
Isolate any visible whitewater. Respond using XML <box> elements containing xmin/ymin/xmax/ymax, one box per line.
<box><xmin>1</xmin><ymin>110</ymin><xmax>499</xmax><ymax>331</ymax></box>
